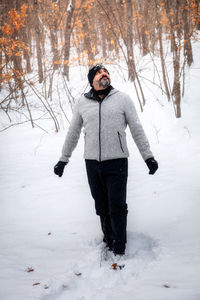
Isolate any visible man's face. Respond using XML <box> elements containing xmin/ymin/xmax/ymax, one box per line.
<box><xmin>92</xmin><ymin>68</ymin><xmax>111</xmax><ymax>90</ymax></box>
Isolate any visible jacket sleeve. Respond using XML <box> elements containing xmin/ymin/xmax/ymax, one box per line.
<box><xmin>124</xmin><ymin>95</ymin><xmax>153</xmax><ymax>161</ymax></box>
<box><xmin>59</xmin><ymin>101</ymin><xmax>83</xmax><ymax>162</ymax></box>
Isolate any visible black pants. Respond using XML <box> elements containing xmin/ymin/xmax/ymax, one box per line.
<box><xmin>85</xmin><ymin>158</ymin><xmax>128</xmax><ymax>244</ymax></box>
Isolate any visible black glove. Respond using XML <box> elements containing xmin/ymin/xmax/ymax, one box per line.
<box><xmin>54</xmin><ymin>161</ymin><xmax>67</xmax><ymax>177</ymax></box>
<box><xmin>145</xmin><ymin>157</ymin><xmax>158</xmax><ymax>175</ymax></box>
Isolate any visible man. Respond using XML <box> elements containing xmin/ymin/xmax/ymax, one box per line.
<box><xmin>54</xmin><ymin>64</ymin><xmax>158</xmax><ymax>256</ymax></box>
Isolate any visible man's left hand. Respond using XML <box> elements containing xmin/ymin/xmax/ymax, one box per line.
<box><xmin>145</xmin><ymin>158</ymin><xmax>158</xmax><ymax>175</ymax></box>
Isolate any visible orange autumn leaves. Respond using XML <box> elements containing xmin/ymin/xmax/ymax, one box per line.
<box><xmin>2</xmin><ymin>4</ymin><xmax>28</xmax><ymax>34</ymax></box>
<box><xmin>1</xmin><ymin>0</ymin><xmax>200</xmax><ymax>86</ymax></box>
<box><xmin>0</xmin><ymin>4</ymin><xmax>29</xmax><ymax>83</ymax></box>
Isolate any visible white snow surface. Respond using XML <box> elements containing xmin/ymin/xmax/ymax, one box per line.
<box><xmin>0</xmin><ymin>44</ymin><xmax>200</xmax><ymax>300</ymax></box>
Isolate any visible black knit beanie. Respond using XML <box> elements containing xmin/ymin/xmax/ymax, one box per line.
<box><xmin>87</xmin><ymin>64</ymin><xmax>109</xmax><ymax>87</ymax></box>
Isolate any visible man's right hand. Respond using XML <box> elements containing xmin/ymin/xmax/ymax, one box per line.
<box><xmin>54</xmin><ymin>161</ymin><xmax>67</xmax><ymax>177</ymax></box>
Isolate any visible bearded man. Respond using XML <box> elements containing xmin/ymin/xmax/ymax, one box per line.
<box><xmin>54</xmin><ymin>64</ymin><xmax>158</xmax><ymax>256</ymax></box>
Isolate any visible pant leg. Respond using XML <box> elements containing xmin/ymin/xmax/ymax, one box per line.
<box><xmin>85</xmin><ymin>159</ymin><xmax>108</xmax><ymax>216</ymax></box>
<box><xmin>85</xmin><ymin>160</ymin><xmax>113</xmax><ymax>242</ymax></box>
<box><xmin>102</xmin><ymin>158</ymin><xmax>128</xmax><ymax>244</ymax></box>
<box><xmin>100</xmin><ymin>214</ymin><xmax>113</xmax><ymax>247</ymax></box>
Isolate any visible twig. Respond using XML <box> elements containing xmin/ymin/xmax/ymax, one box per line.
<box><xmin>138</xmin><ymin>74</ymin><xmax>167</xmax><ymax>95</ymax></box>
<box><xmin>56</xmin><ymin>78</ymin><xmax>71</xmax><ymax>125</ymax></box>
<box><xmin>0</xmin><ymin>116</ymin><xmax>50</xmax><ymax>133</ymax></box>
<box><xmin>23</xmin><ymin>93</ymin><xmax>34</xmax><ymax>128</ymax></box>
<box><xmin>63</xmin><ymin>75</ymin><xmax>75</xmax><ymax>103</ymax></box>
<box><xmin>24</xmin><ymin>78</ymin><xmax>60</xmax><ymax>132</ymax></box>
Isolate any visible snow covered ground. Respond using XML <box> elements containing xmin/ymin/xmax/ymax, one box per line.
<box><xmin>0</xmin><ymin>44</ymin><xmax>200</xmax><ymax>299</ymax></box>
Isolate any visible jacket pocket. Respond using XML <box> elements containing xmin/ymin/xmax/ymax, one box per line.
<box><xmin>117</xmin><ymin>131</ymin><xmax>124</xmax><ymax>153</ymax></box>
<box><xmin>84</xmin><ymin>132</ymin><xmax>86</xmax><ymax>147</ymax></box>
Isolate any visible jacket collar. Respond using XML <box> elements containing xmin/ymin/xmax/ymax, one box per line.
<box><xmin>84</xmin><ymin>86</ymin><xmax>118</xmax><ymax>101</ymax></box>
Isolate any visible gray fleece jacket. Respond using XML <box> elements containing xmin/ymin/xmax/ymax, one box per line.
<box><xmin>60</xmin><ymin>88</ymin><xmax>153</xmax><ymax>162</ymax></box>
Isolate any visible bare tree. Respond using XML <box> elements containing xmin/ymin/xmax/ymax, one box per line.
<box><xmin>33</xmin><ymin>0</ymin><xmax>43</xmax><ymax>83</ymax></box>
<box><xmin>64</xmin><ymin>0</ymin><xmax>75</xmax><ymax>80</ymax></box>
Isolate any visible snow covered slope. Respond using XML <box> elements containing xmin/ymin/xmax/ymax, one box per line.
<box><xmin>0</xmin><ymin>43</ymin><xmax>200</xmax><ymax>300</ymax></box>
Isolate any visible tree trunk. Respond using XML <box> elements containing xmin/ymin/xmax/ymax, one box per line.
<box><xmin>165</xmin><ymin>0</ymin><xmax>182</xmax><ymax>117</ymax></box>
<box><xmin>154</xmin><ymin>0</ymin><xmax>170</xmax><ymax>101</ymax></box>
<box><xmin>81</xmin><ymin>1</ymin><xmax>94</xmax><ymax>67</ymax></box>
<box><xmin>183</xmin><ymin>0</ymin><xmax>193</xmax><ymax>66</ymax></box>
<box><xmin>50</xmin><ymin>26</ymin><xmax>59</xmax><ymax>70</ymax></box>
<box><xmin>33</xmin><ymin>1</ymin><xmax>43</xmax><ymax>83</ymax></box>
<box><xmin>64</xmin><ymin>0</ymin><xmax>75</xmax><ymax>80</ymax></box>
<box><xmin>125</xmin><ymin>0</ymin><xmax>135</xmax><ymax>81</ymax></box>
<box><xmin>140</xmin><ymin>1</ymin><xmax>149</xmax><ymax>56</ymax></box>
<box><xmin>173</xmin><ymin>51</ymin><xmax>181</xmax><ymax>118</ymax></box>
<box><xmin>21</xmin><ymin>25</ymin><xmax>32</xmax><ymax>73</ymax></box>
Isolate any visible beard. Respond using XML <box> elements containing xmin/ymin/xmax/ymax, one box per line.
<box><xmin>98</xmin><ymin>77</ymin><xmax>111</xmax><ymax>88</ymax></box>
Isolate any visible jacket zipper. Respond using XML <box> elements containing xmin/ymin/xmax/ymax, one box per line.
<box><xmin>99</xmin><ymin>102</ymin><xmax>102</xmax><ymax>161</ymax></box>
<box><xmin>98</xmin><ymin>95</ymin><xmax>111</xmax><ymax>162</ymax></box>
<box><xmin>118</xmin><ymin>132</ymin><xmax>124</xmax><ymax>153</ymax></box>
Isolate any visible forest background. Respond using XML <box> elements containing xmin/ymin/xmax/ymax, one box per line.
<box><xmin>0</xmin><ymin>0</ymin><xmax>200</xmax><ymax>132</ymax></box>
